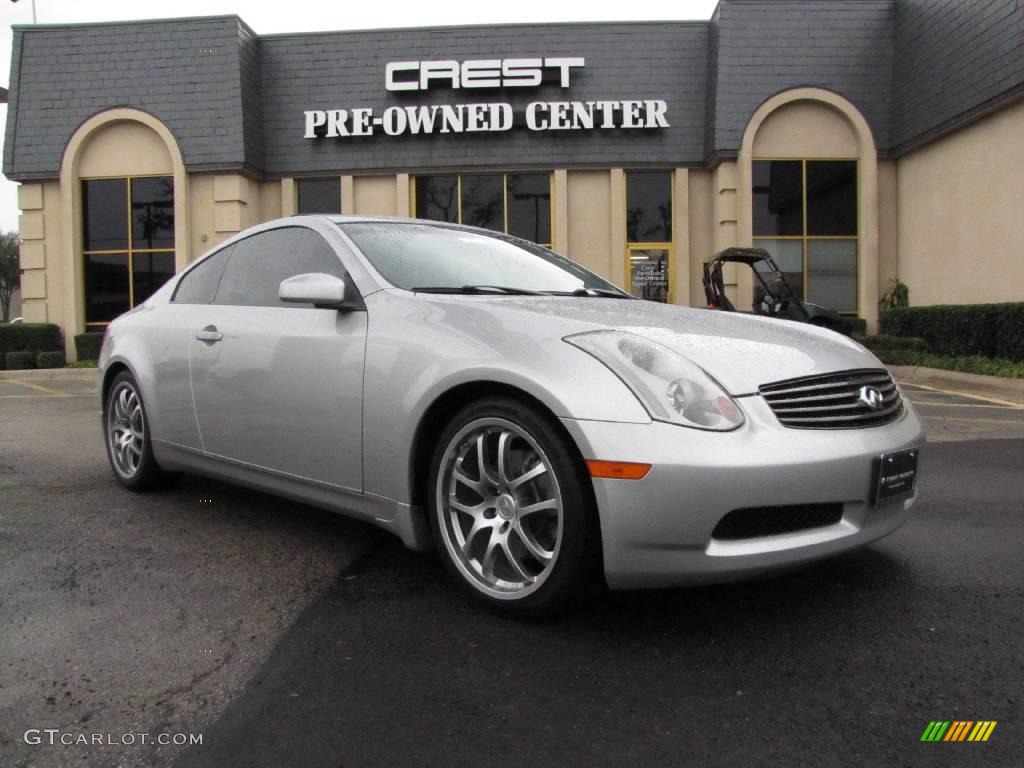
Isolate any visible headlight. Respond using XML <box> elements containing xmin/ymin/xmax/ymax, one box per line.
<box><xmin>564</xmin><ymin>330</ymin><xmax>744</xmax><ymax>431</ymax></box>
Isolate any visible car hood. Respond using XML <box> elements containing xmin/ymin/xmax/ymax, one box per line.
<box><xmin>416</xmin><ymin>295</ymin><xmax>880</xmax><ymax>396</ymax></box>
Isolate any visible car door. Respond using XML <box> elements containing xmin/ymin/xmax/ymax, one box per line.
<box><xmin>188</xmin><ymin>225</ymin><xmax>366</xmax><ymax>491</ymax></box>
<box><xmin>148</xmin><ymin>244</ymin><xmax>234</xmax><ymax>450</ymax></box>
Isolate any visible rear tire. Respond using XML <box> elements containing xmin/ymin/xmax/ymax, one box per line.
<box><xmin>104</xmin><ymin>370</ymin><xmax>177</xmax><ymax>491</ymax></box>
<box><xmin>427</xmin><ymin>397</ymin><xmax>597</xmax><ymax>618</ymax></box>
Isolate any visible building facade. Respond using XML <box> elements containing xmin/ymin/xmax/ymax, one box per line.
<box><xmin>4</xmin><ymin>0</ymin><xmax>1023</xmax><ymax>358</ymax></box>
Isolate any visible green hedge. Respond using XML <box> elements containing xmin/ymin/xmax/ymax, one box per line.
<box><xmin>36</xmin><ymin>350</ymin><xmax>66</xmax><ymax>369</ymax></box>
<box><xmin>0</xmin><ymin>323</ymin><xmax>63</xmax><ymax>369</ymax></box>
<box><xmin>846</xmin><ymin>317</ymin><xmax>868</xmax><ymax>336</ymax></box>
<box><xmin>75</xmin><ymin>332</ymin><xmax>105</xmax><ymax>362</ymax></box>
<box><xmin>4</xmin><ymin>350</ymin><xmax>36</xmax><ymax>370</ymax></box>
<box><xmin>880</xmin><ymin>303</ymin><xmax>1024</xmax><ymax>362</ymax></box>
<box><xmin>872</xmin><ymin>349</ymin><xmax>1024</xmax><ymax>379</ymax></box>
<box><xmin>856</xmin><ymin>334</ymin><xmax>928</xmax><ymax>354</ymax></box>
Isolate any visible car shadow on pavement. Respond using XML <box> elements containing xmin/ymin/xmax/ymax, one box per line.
<box><xmin>175</xmin><ymin>439</ymin><xmax>1023</xmax><ymax>768</ymax></box>
<box><xmin>174</xmin><ymin>532</ymin><xmax>923</xmax><ymax>768</ymax></box>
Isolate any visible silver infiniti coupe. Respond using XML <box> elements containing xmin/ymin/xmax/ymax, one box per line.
<box><xmin>98</xmin><ymin>216</ymin><xmax>924</xmax><ymax>616</ymax></box>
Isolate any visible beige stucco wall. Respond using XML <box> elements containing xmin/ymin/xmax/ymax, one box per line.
<box><xmin>877</xmin><ymin>159</ymin><xmax>899</xmax><ymax>301</ymax></box>
<box><xmin>752</xmin><ymin>101</ymin><xmax>859</xmax><ymax>157</ymax></box>
<box><xmin>353</xmin><ymin>176</ymin><xmax>399</xmax><ymax>216</ymax></box>
<box><xmin>896</xmin><ymin>98</ymin><xmax>1024</xmax><ymax>306</ymax></box>
<box><xmin>77</xmin><ymin>121</ymin><xmax>172</xmax><ymax>178</ymax></box>
<box><xmin>566</xmin><ymin>170</ymin><xmax>614</xmax><ymax>281</ymax></box>
<box><xmin>687</xmin><ymin>169</ymin><xmax>715</xmax><ymax>307</ymax></box>
<box><xmin>16</xmin><ymin>180</ymin><xmax>63</xmax><ymax>327</ymax></box>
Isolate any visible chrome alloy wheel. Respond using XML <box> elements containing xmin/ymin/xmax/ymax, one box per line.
<box><xmin>436</xmin><ymin>417</ymin><xmax>564</xmax><ymax>600</ymax></box>
<box><xmin>107</xmin><ymin>382</ymin><xmax>146</xmax><ymax>479</ymax></box>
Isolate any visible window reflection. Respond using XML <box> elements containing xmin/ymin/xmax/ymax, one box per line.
<box><xmin>82</xmin><ymin>175</ymin><xmax>176</xmax><ymax>325</ymax></box>
<box><xmin>415</xmin><ymin>174</ymin><xmax>552</xmax><ymax>245</ymax></box>
<box><xmin>626</xmin><ymin>171</ymin><xmax>672</xmax><ymax>243</ymax></box>
<box><xmin>461</xmin><ymin>175</ymin><xmax>504</xmax><ymax>232</ymax></box>
<box><xmin>415</xmin><ymin>176</ymin><xmax>459</xmax><ymax>223</ymax></box>
<box><xmin>297</xmin><ymin>177</ymin><xmax>341</xmax><ymax>214</ymax></box>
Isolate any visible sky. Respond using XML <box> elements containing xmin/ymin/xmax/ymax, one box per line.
<box><xmin>0</xmin><ymin>0</ymin><xmax>720</xmax><ymax>234</ymax></box>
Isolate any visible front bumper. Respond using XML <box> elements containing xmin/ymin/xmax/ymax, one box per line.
<box><xmin>561</xmin><ymin>395</ymin><xmax>925</xmax><ymax>590</ymax></box>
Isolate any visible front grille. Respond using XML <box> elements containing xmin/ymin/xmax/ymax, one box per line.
<box><xmin>759</xmin><ymin>368</ymin><xmax>903</xmax><ymax>429</ymax></box>
<box><xmin>711</xmin><ymin>503</ymin><xmax>844</xmax><ymax>540</ymax></box>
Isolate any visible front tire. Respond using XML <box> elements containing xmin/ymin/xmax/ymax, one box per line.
<box><xmin>104</xmin><ymin>370</ymin><xmax>175</xmax><ymax>491</ymax></box>
<box><xmin>427</xmin><ymin>397</ymin><xmax>597</xmax><ymax>618</ymax></box>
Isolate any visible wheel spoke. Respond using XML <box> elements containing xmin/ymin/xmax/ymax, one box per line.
<box><xmin>518</xmin><ymin>498</ymin><xmax>558</xmax><ymax>517</ymax></box>
<box><xmin>450</xmin><ymin>498</ymin><xmax>487</xmax><ymax>519</ymax></box>
<box><xmin>513</xmin><ymin>522</ymin><xmax>554</xmax><ymax>563</ymax></box>
<box><xmin>462</xmin><ymin>518</ymin><xmax>491</xmax><ymax>555</ymax></box>
<box><xmin>114</xmin><ymin>389</ymin><xmax>129</xmax><ymax>422</ymax></box>
<box><xmin>496</xmin><ymin>430</ymin><xmax>513</xmax><ymax>486</ymax></box>
<box><xmin>500</xmin><ymin>538</ymin><xmax>533</xmax><ymax>583</ymax></box>
<box><xmin>453</xmin><ymin>458</ymin><xmax>485</xmax><ymax>496</ymax></box>
<box><xmin>509</xmin><ymin>462</ymin><xmax>547</xmax><ymax>491</ymax></box>
<box><xmin>481</xmin><ymin>534</ymin><xmax>500</xmax><ymax>581</ymax></box>
<box><xmin>476</xmin><ymin>433</ymin><xmax>498</xmax><ymax>486</ymax></box>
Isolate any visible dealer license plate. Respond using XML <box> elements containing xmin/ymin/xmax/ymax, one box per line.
<box><xmin>872</xmin><ymin>448</ymin><xmax>919</xmax><ymax>506</ymax></box>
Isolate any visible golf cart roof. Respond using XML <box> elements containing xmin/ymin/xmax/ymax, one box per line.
<box><xmin>706</xmin><ymin>247</ymin><xmax>774</xmax><ymax>266</ymax></box>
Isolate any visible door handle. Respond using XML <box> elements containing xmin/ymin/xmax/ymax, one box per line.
<box><xmin>195</xmin><ymin>325</ymin><xmax>223</xmax><ymax>343</ymax></box>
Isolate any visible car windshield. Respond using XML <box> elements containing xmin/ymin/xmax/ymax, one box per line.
<box><xmin>339</xmin><ymin>222</ymin><xmax>624</xmax><ymax>295</ymax></box>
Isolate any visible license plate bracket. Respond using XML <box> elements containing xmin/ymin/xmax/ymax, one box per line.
<box><xmin>872</xmin><ymin>448</ymin><xmax>919</xmax><ymax>506</ymax></box>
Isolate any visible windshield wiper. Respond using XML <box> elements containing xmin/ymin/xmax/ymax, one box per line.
<box><xmin>410</xmin><ymin>285</ymin><xmax>546</xmax><ymax>295</ymax></box>
<box><xmin>543</xmin><ymin>288</ymin><xmax>635</xmax><ymax>299</ymax></box>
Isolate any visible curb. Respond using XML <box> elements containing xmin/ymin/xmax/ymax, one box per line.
<box><xmin>890</xmin><ymin>365</ymin><xmax>1024</xmax><ymax>405</ymax></box>
<box><xmin>0</xmin><ymin>367</ymin><xmax>98</xmax><ymax>382</ymax></box>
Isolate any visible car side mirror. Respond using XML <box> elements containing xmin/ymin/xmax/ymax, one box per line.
<box><xmin>279</xmin><ymin>272</ymin><xmax>351</xmax><ymax>309</ymax></box>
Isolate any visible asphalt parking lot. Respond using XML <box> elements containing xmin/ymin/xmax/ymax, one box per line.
<box><xmin>0</xmin><ymin>374</ymin><xmax>1021</xmax><ymax>767</ymax></box>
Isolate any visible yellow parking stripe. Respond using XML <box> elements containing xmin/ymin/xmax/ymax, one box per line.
<box><xmin>913</xmin><ymin>402</ymin><xmax>1023</xmax><ymax>409</ymax></box>
<box><xmin>980</xmin><ymin>721</ymin><xmax>997</xmax><ymax>741</ymax></box>
<box><xmin>0</xmin><ymin>379</ymin><xmax>72</xmax><ymax>397</ymax></box>
<box><xmin>927</xmin><ymin>415</ymin><xmax>1024</xmax><ymax>425</ymax></box>
<box><xmin>906</xmin><ymin>383</ymin><xmax>1024</xmax><ymax>409</ymax></box>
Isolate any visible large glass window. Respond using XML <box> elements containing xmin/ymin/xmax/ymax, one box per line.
<box><xmin>214</xmin><ymin>227</ymin><xmax>345</xmax><ymax>308</ymax></box>
<box><xmin>752</xmin><ymin>159</ymin><xmax>858</xmax><ymax>313</ymax></box>
<box><xmin>82</xmin><ymin>176</ymin><xmax>175</xmax><ymax>326</ymax></box>
<box><xmin>414</xmin><ymin>174</ymin><xmax>552</xmax><ymax>247</ymax></box>
<box><xmin>626</xmin><ymin>171</ymin><xmax>673</xmax><ymax>303</ymax></box>
<box><xmin>297</xmin><ymin>178</ymin><xmax>342</xmax><ymax>214</ymax></box>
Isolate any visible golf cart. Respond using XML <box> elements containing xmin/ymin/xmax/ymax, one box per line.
<box><xmin>702</xmin><ymin>247</ymin><xmax>850</xmax><ymax>334</ymax></box>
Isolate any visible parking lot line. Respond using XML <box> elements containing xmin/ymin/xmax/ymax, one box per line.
<box><xmin>927</xmin><ymin>415</ymin><xmax>1024</xmax><ymax>425</ymax></box>
<box><xmin>912</xmin><ymin>402</ymin><xmax>1023</xmax><ymax>409</ymax></box>
<box><xmin>0</xmin><ymin>379</ymin><xmax>74</xmax><ymax>397</ymax></box>
<box><xmin>901</xmin><ymin>383</ymin><xmax>1024</xmax><ymax>409</ymax></box>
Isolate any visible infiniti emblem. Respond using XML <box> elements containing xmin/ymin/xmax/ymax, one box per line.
<box><xmin>858</xmin><ymin>385</ymin><xmax>885</xmax><ymax>411</ymax></box>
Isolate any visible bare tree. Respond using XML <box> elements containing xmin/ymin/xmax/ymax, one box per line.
<box><xmin>0</xmin><ymin>232</ymin><xmax>21</xmax><ymax>322</ymax></box>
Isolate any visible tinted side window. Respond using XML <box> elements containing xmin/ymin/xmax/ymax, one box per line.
<box><xmin>172</xmin><ymin>246</ymin><xmax>232</xmax><ymax>304</ymax></box>
<box><xmin>213</xmin><ymin>228</ymin><xmax>345</xmax><ymax>308</ymax></box>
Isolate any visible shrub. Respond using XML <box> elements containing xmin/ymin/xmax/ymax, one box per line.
<box><xmin>36</xmin><ymin>350</ymin><xmax>66</xmax><ymax>369</ymax></box>
<box><xmin>75</xmin><ymin>332</ymin><xmax>105</xmax><ymax>362</ymax></box>
<box><xmin>0</xmin><ymin>322</ymin><xmax>63</xmax><ymax>368</ymax></box>
<box><xmin>845</xmin><ymin>317</ymin><xmax>868</xmax><ymax>336</ymax></box>
<box><xmin>67</xmin><ymin>359</ymin><xmax>98</xmax><ymax>369</ymax></box>
<box><xmin>855</xmin><ymin>335</ymin><xmax>927</xmax><ymax>353</ymax></box>
<box><xmin>873</xmin><ymin>349</ymin><xmax>1024</xmax><ymax>379</ymax></box>
<box><xmin>4</xmin><ymin>350</ymin><xmax>36</xmax><ymax>370</ymax></box>
<box><xmin>881</xmin><ymin>303</ymin><xmax>1024</xmax><ymax>363</ymax></box>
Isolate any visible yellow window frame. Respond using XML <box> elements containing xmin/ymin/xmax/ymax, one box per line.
<box><xmin>82</xmin><ymin>173</ymin><xmax>175</xmax><ymax>329</ymax></box>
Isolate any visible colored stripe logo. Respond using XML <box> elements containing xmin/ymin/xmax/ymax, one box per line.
<box><xmin>921</xmin><ymin>721</ymin><xmax>997</xmax><ymax>742</ymax></box>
